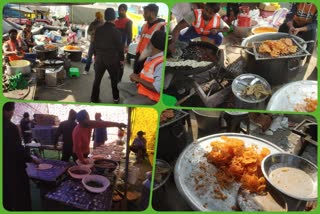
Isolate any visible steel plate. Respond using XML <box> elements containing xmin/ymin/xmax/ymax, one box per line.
<box><xmin>174</xmin><ymin>133</ymin><xmax>284</xmax><ymax>211</ymax></box>
<box><xmin>266</xmin><ymin>80</ymin><xmax>317</xmax><ymax>112</ymax></box>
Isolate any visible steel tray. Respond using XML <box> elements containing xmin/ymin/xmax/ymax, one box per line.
<box><xmin>174</xmin><ymin>133</ymin><xmax>283</xmax><ymax>211</ymax></box>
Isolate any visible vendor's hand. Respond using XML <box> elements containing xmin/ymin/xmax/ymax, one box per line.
<box><xmin>118</xmin><ymin>123</ymin><xmax>127</xmax><ymax>129</ymax></box>
<box><xmin>289</xmin><ymin>27</ymin><xmax>296</xmax><ymax>35</ymax></box>
<box><xmin>129</xmin><ymin>73</ymin><xmax>140</xmax><ymax>82</ymax></box>
<box><xmin>210</xmin><ymin>29</ymin><xmax>219</xmax><ymax>35</ymax></box>
<box><xmin>292</xmin><ymin>27</ymin><xmax>302</xmax><ymax>35</ymax></box>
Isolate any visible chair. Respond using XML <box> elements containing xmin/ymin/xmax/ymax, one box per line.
<box><xmin>69</xmin><ymin>67</ymin><xmax>80</xmax><ymax>77</ymax></box>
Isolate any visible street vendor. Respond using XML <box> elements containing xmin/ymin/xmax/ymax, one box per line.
<box><xmin>17</xmin><ymin>22</ymin><xmax>36</xmax><ymax>52</ymax></box>
<box><xmin>118</xmin><ymin>30</ymin><xmax>165</xmax><ymax>105</ymax></box>
<box><xmin>3</xmin><ymin>102</ymin><xmax>40</xmax><ymax>211</ymax></box>
<box><xmin>72</xmin><ymin>110</ymin><xmax>126</xmax><ymax>164</ymax></box>
<box><xmin>134</xmin><ymin>4</ymin><xmax>166</xmax><ymax>74</ymax></box>
<box><xmin>278</xmin><ymin>3</ymin><xmax>317</xmax><ymax>59</ymax></box>
<box><xmin>20</xmin><ymin>112</ymin><xmax>32</xmax><ymax>144</ymax></box>
<box><xmin>3</xmin><ymin>29</ymin><xmax>27</xmax><ymax>61</ymax></box>
<box><xmin>169</xmin><ymin>3</ymin><xmax>229</xmax><ymax>53</ymax></box>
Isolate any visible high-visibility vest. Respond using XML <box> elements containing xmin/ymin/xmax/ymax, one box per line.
<box><xmin>293</xmin><ymin>3</ymin><xmax>317</xmax><ymax>27</ymax></box>
<box><xmin>192</xmin><ymin>9</ymin><xmax>221</xmax><ymax>35</ymax></box>
<box><xmin>5</xmin><ymin>39</ymin><xmax>24</xmax><ymax>61</ymax></box>
<box><xmin>115</xmin><ymin>17</ymin><xmax>130</xmax><ymax>29</ymax></box>
<box><xmin>137</xmin><ymin>55</ymin><xmax>163</xmax><ymax>101</ymax></box>
<box><xmin>136</xmin><ymin>21</ymin><xmax>166</xmax><ymax>54</ymax></box>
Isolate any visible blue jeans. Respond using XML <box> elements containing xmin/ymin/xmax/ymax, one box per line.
<box><xmin>179</xmin><ymin>26</ymin><xmax>223</xmax><ymax>46</ymax></box>
<box><xmin>84</xmin><ymin>42</ymin><xmax>94</xmax><ymax>72</ymax></box>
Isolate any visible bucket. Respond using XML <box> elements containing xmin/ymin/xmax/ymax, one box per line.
<box><xmin>192</xmin><ymin>110</ymin><xmax>222</xmax><ymax>137</ymax></box>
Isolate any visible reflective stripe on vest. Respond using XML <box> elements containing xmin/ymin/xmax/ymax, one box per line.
<box><xmin>136</xmin><ymin>21</ymin><xmax>166</xmax><ymax>54</ymax></box>
<box><xmin>192</xmin><ymin>9</ymin><xmax>221</xmax><ymax>35</ymax></box>
<box><xmin>137</xmin><ymin>55</ymin><xmax>164</xmax><ymax>101</ymax></box>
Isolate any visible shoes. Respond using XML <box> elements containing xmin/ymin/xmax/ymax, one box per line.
<box><xmin>91</xmin><ymin>98</ymin><xmax>101</xmax><ymax>103</ymax></box>
<box><xmin>113</xmin><ymin>98</ymin><xmax>120</xmax><ymax>104</ymax></box>
<box><xmin>82</xmin><ymin>71</ymin><xmax>89</xmax><ymax>75</ymax></box>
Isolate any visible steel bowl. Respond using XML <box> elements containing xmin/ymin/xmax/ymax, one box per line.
<box><xmin>153</xmin><ymin>159</ymin><xmax>171</xmax><ymax>191</ymax></box>
<box><xmin>262</xmin><ymin>153</ymin><xmax>318</xmax><ymax>201</ymax></box>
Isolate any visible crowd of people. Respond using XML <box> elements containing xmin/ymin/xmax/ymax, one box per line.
<box><xmin>85</xmin><ymin>3</ymin><xmax>166</xmax><ymax>105</ymax></box>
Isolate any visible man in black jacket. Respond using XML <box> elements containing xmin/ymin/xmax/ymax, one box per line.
<box><xmin>3</xmin><ymin>102</ymin><xmax>39</xmax><ymax>210</ymax></box>
<box><xmin>91</xmin><ymin>8</ymin><xmax>124</xmax><ymax>103</ymax></box>
<box><xmin>54</xmin><ymin>109</ymin><xmax>77</xmax><ymax>162</ymax></box>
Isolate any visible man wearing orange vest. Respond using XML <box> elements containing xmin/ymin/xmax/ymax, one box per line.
<box><xmin>170</xmin><ymin>3</ymin><xmax>229</xmax><ymax>53</ymax></box>
<box><xmin>134</xmin><ymin>4</ymin><xmax>166</xmax><ymax>74</ymax></box>
<box><xmin>3</xmin><ymin>29</ymin><xmax>27</xmax><ymax>61</ymax></box>
<box><xmin>118</xmin><ymin>30</ymin><xmax>165</xmax><ymax>105</ymax></box>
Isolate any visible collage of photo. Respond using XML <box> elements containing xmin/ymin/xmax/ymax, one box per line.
<box><xmin>1</xmin><ymin>1</ymin><xmax>318</xmax><ymax>213</ymax></box>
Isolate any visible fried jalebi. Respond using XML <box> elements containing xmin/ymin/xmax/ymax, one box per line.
<box><xmin>207</xmin><ymin>136</ymin><xmax>270</xmax><ymax>193</ymax></box>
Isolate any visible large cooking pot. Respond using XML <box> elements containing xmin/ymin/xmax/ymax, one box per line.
<box><xmin>5</xmin><ymin>60</ymin><xmax>31</xmax><ymax>75</ymax></box>
<box><xmin>34</xmin><ymin>45</ymin><xmax>58</xmax><ymax>60</ymax></box>
<box><xmin>241</xmin><ymin>33</ymin><xmax>307</xmax><ymax>86</ymax></box>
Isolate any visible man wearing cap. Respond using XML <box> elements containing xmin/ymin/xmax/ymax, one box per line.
<box><xmin>3</xmin><ymin>29</ymin><xmax>27</xmax><ymax>61</ymax></box>
<box><xmin>17</xmin><ymin>22</ymin><xmax>36</xmax><ymax>52</ymax></box>
<box><xmin>83</xmin><ymin>12</ymin><xmax>104</xmax><ymax>75</ymax></box>
<box><xmin>118</xmin><ymin>30</ymin><xmax>165</xmax><ymax>105</ymax></box>
<box><xmin>115</xmin><ymin>3</ymin><xmax>133</xmax><ymax>82</ymax></box>
<box><xmin>91</xmin><ymin>8</ymin><xmax>124</xmax><ymax>103</ymax></box>
<box><xmin>130</xmin><ymin>130</ymin><xmax>147</xmax><ymax>162</ymax></box>
<box><xmin>169</xmin><ymin>3</ymin><xmax>229</xmax><ymax>53</ymax></box>
<box><xmin>134</xmin><ymin>3</ymin><xmax>166</xmax><ymax>74</ymax></box>
<box><xmin>72</xmin><ymin>110</ymin><xmax>126</xmax><ymax>164</ymax></box>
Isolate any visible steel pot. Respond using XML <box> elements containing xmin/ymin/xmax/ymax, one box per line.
<box><xmin>241</xmin><ymin>33</ymin><xmax>307</xmax><ymax>86</ymax></box>
<box><xmin>34</xmin><ymin>45</ymin><xmax>58</xmax><ymax>60</ymax></box>
<box><xmin>192</xmin><ymin>110</ymin><xmax>221</xmax><ymax>136</ymax></box>
<box><xmin>5</xmin><ymin>60</ymin><xmax>31</xmax><ymax>75</ymax></box>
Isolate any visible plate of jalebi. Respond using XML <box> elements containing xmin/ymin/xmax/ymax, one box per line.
<box><xmin>267</xmin><ymin>80</ymin><xmax>317</xmax><ymax>112</ymax></box>
<box><xmin>174</xmin><ymin>133</ymin><xmax>283</xmax><ymax>211</ymax></box>
<box><xmin>63</xmin><ymin>45</ymin><xmax>82</xmax><ymax>52</ymax></box>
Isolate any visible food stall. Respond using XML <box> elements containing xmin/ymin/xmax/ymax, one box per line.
<box><xmin>164</xmin><ymin>3</ymin><xmax>317</xmax><ymax>112</ymax></box>
<box><xmin>5</xmin><ymin>103</ymin><xmax>157</xmax><ymax>211</ymax></box>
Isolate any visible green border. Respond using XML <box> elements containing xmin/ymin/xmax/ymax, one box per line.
<box><xmin>1</xmin><ymin>0</ymin><xmax>319</xmax><ymax>214</ymax></box>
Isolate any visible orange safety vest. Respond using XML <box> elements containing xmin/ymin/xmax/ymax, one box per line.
<box><xmin>192</xmin><ymin>9</ymin><xmax>221</xmax><ymax>35</ymax></box>
<box><xmin>137</xmin><ymin>55</ymin><xmax>164</xmax><ymax>101</ymax></box>
<box><xmin>136</xmin><ymin>21</ymin><xmax>166</xmax><ymax>54</ymax></box>
<box><xmin>293</xmin><ymin>3</ymin><xmax>317</xmax><ymax>27</ymax></box>
<box><xmin>5</xmin><ymin>39</ymin><xmax>24</xmax><ymax>61</ymax></box>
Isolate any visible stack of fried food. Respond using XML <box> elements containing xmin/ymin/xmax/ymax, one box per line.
<box><xmin>64</xmin><ymin>45</ymin><xmax>81</xmax><ymax>51</ymax></box>
<box><xmin>206</xmin><ymin>136</ymin><xmax>270</xmax><ymax>193</ymax></box>
<box><xmin>242</xmin><ymin>83</ymin><xmax>271</xmax><ymax>99</ymax></box>
<box><xmin>258</xmin><ymin>38</ymin><xmax>298</xmax><ymax>57</ymax></box>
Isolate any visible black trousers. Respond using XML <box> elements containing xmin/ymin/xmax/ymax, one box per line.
<box><xmin>61</xmin><ymin>144</ymin><xmax>77</xmax><ymax>162</ymax></box>
<box><xmin>278</xmin><ymin>22</ymin><xmax>317</xmax><ymax>53</ymax></box>
<box><xmin>91</xmin><ymin>56</ymin><xmax>120</xmax><ymax>102</ymax></box>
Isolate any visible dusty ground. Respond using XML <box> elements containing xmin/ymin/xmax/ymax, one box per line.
<box><xmin>34</xmin><ymin>61</ymin><xmax>133</xmax><ymax>104</ymax></box>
